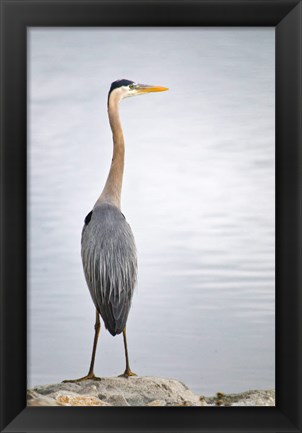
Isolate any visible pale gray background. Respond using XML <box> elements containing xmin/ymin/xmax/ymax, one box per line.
<box><xmin>28</xmin><ymin>28</ymin><xmax>275</xmax><ymax>395</ymax></box>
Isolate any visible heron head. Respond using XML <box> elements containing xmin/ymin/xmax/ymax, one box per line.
<box><xmin>108</xmin><ymin>79</ymin><xmax>168</xmax><ymax>104</ymax></box>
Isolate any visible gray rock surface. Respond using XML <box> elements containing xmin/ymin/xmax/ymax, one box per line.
<box><xmin>205</xmin><ymin>389</ymin><xmax>275</xmax><ymax>406</ymax></box>
<box><xmin>27</xmin><ymin>376</ymin><xmax>275</xmax><ymax>407</ymax></box>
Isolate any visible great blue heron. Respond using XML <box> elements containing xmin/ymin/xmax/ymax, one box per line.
<box><xmin>65</xmin><ymin>79</ymin><xmax>168</xmax><ymax>382</ymax></box>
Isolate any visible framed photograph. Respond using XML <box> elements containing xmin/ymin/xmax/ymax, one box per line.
<box><xmin>1</xmin><ymin>1</ymin><xmax>301</xmax><ymax>432</ymax></box>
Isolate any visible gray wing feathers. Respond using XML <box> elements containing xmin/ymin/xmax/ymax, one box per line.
<box><xmin>81</xmin><ymin>204</ymin><xmax>137</xmax><ymax>336</ymax></box>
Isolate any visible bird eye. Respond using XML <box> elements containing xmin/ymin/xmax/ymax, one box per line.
<box><xmin>129</xmin><ymin>84</ymin><xmax>134</xmax><ymax>89</ymax></box>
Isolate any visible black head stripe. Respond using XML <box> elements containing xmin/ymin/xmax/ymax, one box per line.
<box><xmin>108</xmin><ymin>79</ymin><xmax>134</xmax><ymax>103</ymax></box>
<box><xmin>110</xmin><ymin>79</ymin><xmax>134</xmax><ymax>92</ymax></box>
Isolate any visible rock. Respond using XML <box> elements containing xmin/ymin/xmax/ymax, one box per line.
<box><xmin>29</xmin><ymin>376</ymin><xmax>204</xmax><ymax>407</ymax></box>
<box><xmin>27</xmin><ymin>389</ymin><xmax>41</xmax><ymax>400</ymax></box>
<box><xmin>27</xmin><ymin>396</ymin><xmax>62</xmax><ymax>406</ymax></box>
<box><xmin>229</xmin><ymin>390</ymin><xmax>275</xmax><ymax>406</ymax></box>
<box><xmin>146</xmin><ymin>399</ymin><xmax>167</xmax><ymax>406</ymax></box>
<box><xmin>33</xmin><ymin>382</ymin><xmax>83</xmax><ymax>396</ymax></box>
<box><xmin>105</xmin><ymin>394</ymin><xmax>130</xmax><ymax>406</ymax></box>
<box><xmin>28</xmin><ymin>377</ymin><xmax>275</xmax><ymax>407</ymax></box>
<box><xmin>56</xmin><ymin>394</ymin><xmax>111</xmax><ymax>406</ymax></box>
<box><xmin>205</xmin><ymin>389</ymin><xmax>275</xmax><ymax>407</ymax></box>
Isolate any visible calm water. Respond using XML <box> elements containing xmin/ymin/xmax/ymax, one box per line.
<box><xmin>28</xmin><ymin>28</ymin><xmax>275</xmax><ymax>395</ymax></box>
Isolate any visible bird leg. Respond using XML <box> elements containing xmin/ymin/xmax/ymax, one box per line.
<box><xmin>63</xmin><ymin>310</ymin><xmax>101</xmax><ymax>382</ymax></box>
<box><xmin>119</xmin><ymin>327</ymin><xmax>137</xmax><ymax>378</ymax></box>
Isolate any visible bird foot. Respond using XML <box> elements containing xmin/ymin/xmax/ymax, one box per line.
<box><xmin>119</xmin><ymin>369</ymin><xmax>137</xmax><ymax>378</ymax></box>
<box><xmin>62</xmin><ymin>373</ymin><xmax>101</xmax><ymax>383</ymax></box>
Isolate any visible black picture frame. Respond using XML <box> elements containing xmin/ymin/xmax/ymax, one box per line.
<box><xmin>1</xmin><ymin>0</ymin><xmax>301</xmax><ymax>432</ymax></box>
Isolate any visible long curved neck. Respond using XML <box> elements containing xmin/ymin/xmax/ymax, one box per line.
<box><xmin>96</xmin><ymin>92</ymin><xmax>124</xmax><ymax>209</ymax></box>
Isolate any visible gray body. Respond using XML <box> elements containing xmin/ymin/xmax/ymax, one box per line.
<box><xmin>81</xmin><ymin>203</ymin><xmax>137</xmax><ymax>336</ymax></box>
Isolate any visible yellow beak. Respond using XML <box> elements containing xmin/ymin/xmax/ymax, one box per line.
<box><xmin>137</xmin><ymin>84</ymin><xmax>169</xmax><ymax>94</ymax></box>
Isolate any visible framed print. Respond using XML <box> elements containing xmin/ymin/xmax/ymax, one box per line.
<box><xmin>0</xmin><ymin>0</ymin><xmax>301</xmax><ymax>432</ymax></box>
